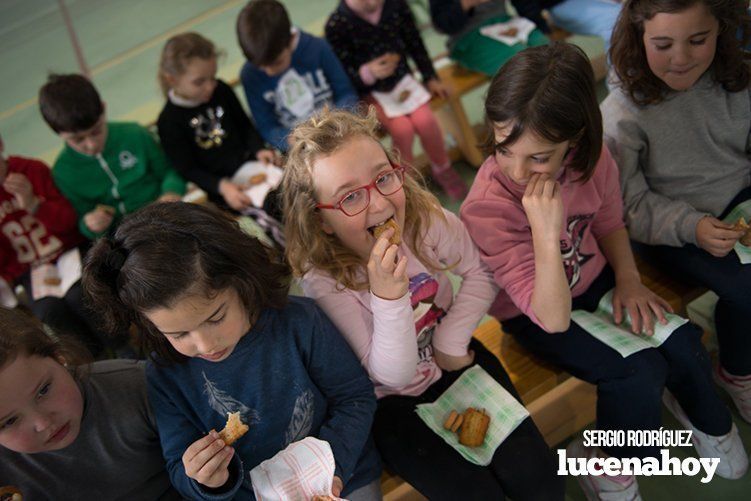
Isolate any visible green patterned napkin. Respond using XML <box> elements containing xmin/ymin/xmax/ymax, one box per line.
<box><xmin>722</xmin><ymin>199</ymin><xmax>751</xmax><ymax>264</ymax></box>
<box><xmin>416</xmin><ymin>365</ymin><xmax>529</xmax><ymax>466</ymax></box>
<box><xmin>571</xmin><ymin>289</ymin><xmax>688</xmax><ymax>358</ymax></box>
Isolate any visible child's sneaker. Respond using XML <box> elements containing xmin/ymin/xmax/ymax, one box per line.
<box><xmin>566</xmin><ymin>436</ymin><xmax>642</xmax><ymax>501</ymax></box>
<box><xmin>430</xmin><ymin>165</ymin><xmax>468</xmax><ymax>201</ymax></box>
<box><xmin>663</xmin><ymin>390</ymin><xmax>749</xmax><ymax>479</ymax></box>
<box><xmin>714</xmin><ymin>365</ymin><xmax>751</xmax><ymax>423</ymax></box>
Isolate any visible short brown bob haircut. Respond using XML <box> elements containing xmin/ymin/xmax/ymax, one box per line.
<box><xmin>610</xmin><ymin>0</ymin><xmax>750</xmax><ymax>106</ymax></box>
<box><xmin>236</xmin><ymin>0</ymin><xmax>293</xmax><ymax>67</ymax></box>
<box><xmin>485</xmin><ymin>42</ymin><xmax>603</xmax><ymax>182</ymax></box>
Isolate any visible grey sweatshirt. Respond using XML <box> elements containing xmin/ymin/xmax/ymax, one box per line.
<box><xmin>601</xmin><ymin>71</ymin><xmax>751</xmax><ymax>246</ymax></box>
<box><xmin>0</xmin><ymin>360</ymin><xmax>178</xmax><ymax>501</ymax></box>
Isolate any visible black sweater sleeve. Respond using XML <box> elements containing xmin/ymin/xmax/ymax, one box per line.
<box><xmin>429</xmin><ymin>0</ymin><xmax>472</xmax><ymax>34</ymax></box>
<box><xmin>398</xmin><ymin>0</ymin><xmax>437</xmax><ymax>82</ymax></box>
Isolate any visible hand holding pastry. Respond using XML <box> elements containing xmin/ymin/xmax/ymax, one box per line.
<box><xmin>696</xmin><ymin>216</ymin><xmax>744</xmax><ymax>257</ymax></box>
<box><xmin>3</xmin><ymin>173</ymin><xmax>38</xmax><ymax>212</ymax></box>
<box><xmin>368</xmin><ymin>225</ymin><xmax>408</xmax><ymax>301</ymax></box>
<box><xmin>219</xmin><ymin>178</ymin><xmax>252</xmax><ymax>211</ymax></box>
<box><xmin>84</xmin><ymin>206</ymin><xmax>115</xmax><ymax>233</ymax></box>
<box><xmin>182</xmin><ymin>431</ymin><xmax>234</xmax><ymax>488</ymax></box>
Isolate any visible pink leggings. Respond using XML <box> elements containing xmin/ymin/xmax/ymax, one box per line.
<box><xmin>368</xmin><ymin>97</ymin><xmax>450</xmax><ymax>169</ymax></box>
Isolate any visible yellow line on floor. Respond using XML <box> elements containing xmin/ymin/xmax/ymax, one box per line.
<box><xmin>0</xmin><ymin>0</ymin><xmax>245</xmax><ymax>122</ymax></box>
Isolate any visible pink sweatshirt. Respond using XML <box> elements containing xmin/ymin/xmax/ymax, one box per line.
<box><xmin>460</xmin><ymin>146</ymin><xmax>625</xmax><ymax>331</ymax></box>
<box><xmin>301</xmin><ymin>208</ymin><xmax>499</xmax><ymax>398</ymax></box>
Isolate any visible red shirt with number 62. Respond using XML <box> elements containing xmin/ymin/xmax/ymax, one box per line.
<box><xmin>0</xmin><ymin>156</ymin><xmax>82</xmax><ymax>283</ymax></box>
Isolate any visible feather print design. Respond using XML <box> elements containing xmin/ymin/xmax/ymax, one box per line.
<box><xmin>202</xmin><ymin>371</ymin><xmax>259</xmax><ymax>425</ymax></box>
<box><xmin>284</xmin><ymin>389</ymin><xmax>314</xmax><ymax>445</ymax></box>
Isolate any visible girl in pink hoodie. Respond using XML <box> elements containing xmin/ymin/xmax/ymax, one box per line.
<box><xmin>282</xmin><ymin>108</ymin><xmax>562</xmax><ymax>500</ymax></box>
<box><xmin>460</xmin><ymin>42</ymin><xmax>745</xmax><ymax>500</ymax></box>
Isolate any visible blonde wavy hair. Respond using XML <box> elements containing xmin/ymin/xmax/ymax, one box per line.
<box><xmin>282</xmin><ymin>107</ymin><xmax>448</xmax><ymax>291</ymax></box>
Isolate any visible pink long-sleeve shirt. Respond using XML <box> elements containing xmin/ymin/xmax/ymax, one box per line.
<box><xmin>301</xmin><ymin>208</ymin><xmax>499</xmax><ymax>398</ymax></box>
<box><xmin>460</xmin><ymin>146</ymin><xmax>625</xmax><ymax>331</ymax></box>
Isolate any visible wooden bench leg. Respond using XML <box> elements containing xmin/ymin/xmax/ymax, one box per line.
<box><xmin>433</xmin><ymin>95</ymin><xmax>485</xmax><ymax>167</ymax></box>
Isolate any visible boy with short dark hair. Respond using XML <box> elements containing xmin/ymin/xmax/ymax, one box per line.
<box><xmin>236</xmin><ymin>0</ymin><xmax>358</xmax><ymax>151</ymax></box>
<box><xmin>38</xmin><ymin>74</ymin><xmax>186</xmax><ymax>240</ymax></box>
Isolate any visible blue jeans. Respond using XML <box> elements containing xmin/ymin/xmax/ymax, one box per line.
<box><xmin>635</xmin><ymin>186</ymin><xmax>751</xmax><ymax>376</ymax></box>
<box><xmin>502</xmin><ymin>267</ymin><xmax>732</xmax><ymax>459</ymax></box>
<box><xmin>549</xmin><ymin>0</ymin><xmax>622</xmax><ymax>51</ymax></box>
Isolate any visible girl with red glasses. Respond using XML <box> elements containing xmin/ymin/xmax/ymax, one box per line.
<box><xmin>282</xmin><ymin>107</ymin><xmax>562</xmax><ymax>500</ymax></box>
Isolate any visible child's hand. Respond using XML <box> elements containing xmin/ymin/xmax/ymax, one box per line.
<box><xmin>182</xmin><ymin>431</ymin><xmax>234</xmax><ymax>489</ymax></box>
<box><xmin>521</xmin><ymin>173</ymin><xmax>563</xmax><ymax>242</ymax></box>
<box><xmin>426</xmin><ymin>78</ymin><xmax>450</xmax><ymax>99</ymax></box>
<box><xmin>434</xmin><ymin>348</ymin><xmax>475</xmax><ymax>372</ymax></box>
<box><xmin>612</xmin><ymin>277</ymin><xmax>673</xmax><ymax>336</ymax></box>
<box><xmin>157</xmin><ymin>192</ymin><xmax>182</xmax><ymax>202</ymax></box>
<box><xmin>696</xmin><ymin>216</ymin><xmax>744</xmax><ymax>257</ymax></box>
<box><xmin>367</xmin><ymin>227</ymin><xmax>408</xmax><ymax>300</ymax></box>
<box><xmin>256</xmin><ymin>149</ymin><xmax>279</xmax><ymax>165</ymax></box>
<box><xmin>332</xmin><ymin>475</ymin><xmax>343</xmax><ymax>497</ymax></box>
<box><xmin>368</xmin><ymin>53</ymin><xmax>399</xmax><ymax>80</ymax></box>
<box><xmin>219</xmin><ymin>179</ymin><xmax>252</xmax><ymax>211</ymax></box>
<box><xmin>3</xmin><ymin>173</ymin><xmax>37</xmax><ymax>211</ymax></box>
<box><xmin>84</xmin><ymin>207</ymin><xmax>114</xmax><ymax>233</ymax></box>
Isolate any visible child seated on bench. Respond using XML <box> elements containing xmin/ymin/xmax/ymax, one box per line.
<box><xmin>461</xmin><ymin>42</ymin><xmax>746</xmax><ymax>500</ymax></box>
<box><xmin>283</xmin><ymin>108</ymin><xmax>562</xmax><ymax>500</ymax></box>
<box><xmin>325</xmin><ymin>0</ymin><xmax>468</xmax><ymax>200</ymax></box>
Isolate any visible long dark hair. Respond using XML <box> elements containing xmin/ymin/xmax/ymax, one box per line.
<box><xmin>484</xmin><ymin>42</ymin><xmax>602</xmax><ymax>182</ymax></box>
<box><xmin>82</xmin><ymin>202</ymin><xmax>290</xmax><ymax>364</ymax></box>
<box><xmin>610</xmin><ymin>0</ymin><xmax>750</xmax><ymax>105</ymax></box>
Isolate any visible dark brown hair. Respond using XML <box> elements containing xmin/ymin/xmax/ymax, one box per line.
<box><xmin>0</xmin><ymin>308</ymin><xmax>91</xmax><ymax>370</ymax></box>
<box><xmin>82</xmin><ymin>202</ymin><xmax>291</xmax><ymax>365</ymax></box>
<box><xmin>610</xmin><ymin>0</ymin><xmax>750</xmax><ymax>106</ymax></box>
<box><xmin>38</xmin><ymin>74</ymin><xmax>104</xmax><ymax>133</ymax></box>
<box><xmin>484</xmin><ymin>42</ymin><xmax>602</xmax><ymax>182</ymax></box>
<box><xmin>158</xmin><ymin>32</ymin><xmax>223</xmax><ymax>96</ymax></box>
<box><xmin>236</xmin><ymin>0</ymin><xmax>293</xmax><ymax>66</ymax></box>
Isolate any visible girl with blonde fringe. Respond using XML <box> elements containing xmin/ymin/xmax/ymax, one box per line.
<box><xmin>282</xmin><ymin>107</ymin><xmax>562</xmax><ymax>500</ymax></box>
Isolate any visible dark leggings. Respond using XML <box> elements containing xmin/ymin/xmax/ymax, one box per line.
<box><xmin>503</xmin><ymin>267</ymin><xmax>732</xmax><ymax>459</ymax></box>
<box><xmin>634</xmin><ymin>186</ymin><xmax>751</xmax><ymax>376</ymax></box>
<box><xmin>372</xmin><ymin>339</ymin><xmax>564</xmax><ymax>501</ymax></box>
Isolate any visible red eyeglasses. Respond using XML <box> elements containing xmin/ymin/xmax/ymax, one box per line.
<box><xmin>315</xmin><ymin>165</ymin><xmax>405</xmax><ymax>217</ymax></box>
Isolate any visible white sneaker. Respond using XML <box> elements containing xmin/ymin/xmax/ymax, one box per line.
<box><xmin>566</xmin><ymin>436</ymin><xmax>642</xmax><ymax>501</ymax></box>
<box><xmin>663</xmin><ymin>390</ymin><xmax>749</xmax><ymax>479</ymax></box>
<box><xmin>714</xmin><ymin>365</ymin><xmax>751</xmax><ymax>423</ymax></box>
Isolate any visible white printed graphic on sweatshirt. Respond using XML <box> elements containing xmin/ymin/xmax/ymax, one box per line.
<box><xmin>560</xmin><ymin>213</ymin><xmax>594</xmax><ymax>289</ymax></box>
<box><xmin>276</xmin><ymin>69</ymin><xmax>315</xmax><ymax>120</ymax></box>
<box><xmin>202</xmin><ymin>372</ymin><xmax>259</xmax><ymax>425</ymax></box>
<box><xmin>284</xmin><ymin>389</ymin><xmax>314</xmax><ymax>446</ymax></box>
<box><xmin>118</xmin><ymin>151</ymin><xmax>137</xmax><ymax>169</ymax></box>
<box><xmin>190</xmin><ymin>106</ymin><xmax>227</xmax><ymax>149</ymax></box>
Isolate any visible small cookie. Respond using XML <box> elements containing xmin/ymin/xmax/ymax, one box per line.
<box><xmin>397</xmin><ymin>90</ymin><xmax>411</xmax><ymax>103</ymax></box>
<box><xmin>311</xmin><ymin>496</ymin><xmax>335</xmax><ymax>501</ymax></box>
<box><xmin>43</xmin><ymin>277</ymin><xmax>62</xmax><ymax>286</ymax></box>
<box><xmin>458</xmin><ymin>408</ymin><xmax>490</xmax><ymax>447</ymax></box>
<box><xmin>443</xmin><ymin>410</ymin><xmax>459</xmax><ymax>431</ymax></box>
<box><xmin>732</xmin><ymin>217</ymin><xmax>751</xmax><ymax>246</ymax></box>
<box><xmin>248</xmin><ymin>173</ymin><xmax>267</xmax><ymax>186</ymax></box>
<box><xmin>501</xmin><ymin>27</ymin><xmax>518</xmax><ymax>37</ymax></box>
<box><xmin>372</xmin><ymin>219</ymin><xmax>401</xmax><ymax>246</ymax></box>
<box><xmin>217</xmin><ymin>411</ymin><xmax>249</xmax><ymax>445</ymax></box>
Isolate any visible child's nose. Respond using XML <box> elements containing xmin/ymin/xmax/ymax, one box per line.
<box><xmin>368</xmin><ymin>189</ymin><xmax>390</xmax><ymax>211</ymax></box>
<box><xmin>33</xmin><ymin>412</ymin><xmax>53</xmax><ymax>433</ymax></box>
<box><xmin>193</xmin><ymin>331</ymin><xmax>217</xmax><ymax>354</ymax></box>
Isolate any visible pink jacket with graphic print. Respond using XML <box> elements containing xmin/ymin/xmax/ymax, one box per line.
<box><xmin>460</xmin><ymin>146</ymin><xmax>625</xmax><ymax>331</ymax></box>
<box><xmin>301</xmin><ymin>208</ymin><xmax>498</xmax><ymax>398</ymax></box>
